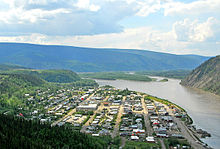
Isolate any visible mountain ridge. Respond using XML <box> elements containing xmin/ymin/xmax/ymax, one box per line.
<box><xmin>181</xmin><ymin>56</ymin><xmax>220</xmax><ymax>96</ymax></box>
<box><xmin>0</xmin><ymin>42</ymin><xmax>210</xmax><ymax>72</ymax></box>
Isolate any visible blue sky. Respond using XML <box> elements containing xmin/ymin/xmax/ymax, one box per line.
<box><xmin>0</xmin><ymin>0</ymin><xmax>219</xmax><ymax>56</ymax></box>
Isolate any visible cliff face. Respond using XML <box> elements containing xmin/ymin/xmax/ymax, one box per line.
<box><xmin>181</xmin><ymin>55</ymin><xmax>220</xmax><ymax>96</ymax></box>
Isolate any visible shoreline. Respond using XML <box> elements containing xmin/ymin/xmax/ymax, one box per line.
<box><xmin>141</xmin><ymin>93</ymin><xmax>211</xmax><ymax>145</ymax></box>
<box><xmin>97</xmin><ymin>81</ymin><xmax>213</xmax><ymax>148</ymax></box>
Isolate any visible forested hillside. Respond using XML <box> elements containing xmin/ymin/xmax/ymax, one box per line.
<box><xmin>0</xmin><ymin>64</ymin><xmax>27</xmax><ymax>71</ymax></box>
<box><xmin>0</xmin><ymin>114</ymin><xmax>111</xmax><ymax>149</ymax></box>
<box><xmin>0</xmin><ymin>43</ymin><xmax>209</xmax><ymax>72</ymax></box>
<box><xmin>181</xmin><ymin>56</ymin><xmax>220</xmax><ymax>96</ymax></box>
<box><xmin>0</xmin><ymin>73</ymin><xmax>97</xmax><ymax>114</ymax></box>
<box><xmin>3</xmin><ymin>69</ymin><xmax>81</xmax><ymax>83</ymax></box>
<box><xmin>0</xmin><ymin>73</ymin><xmax>47</xmax><ymax>112</ymax></box>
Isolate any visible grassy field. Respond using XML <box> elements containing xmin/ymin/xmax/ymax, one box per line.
<box><xmin>123</xmin><ymin>140</ymin><xmax>160</xmax><ymax>149</ymax></box>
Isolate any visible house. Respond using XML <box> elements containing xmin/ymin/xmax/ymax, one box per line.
<box><xmin>80</xmin><ymin>94</ymin><xmax>89</xmax><ymax>101</ymax></box>
<box><xmin>156</xmin><ymin>133</ymin><xmax>168</xmax><ymax>138</ymax></box>
<box><xmin>76</xmin><ymin>104</ymin><xmax>98</xmax><ymax>111</ymax></box>
<box><xmin>103</xmin><ymin>102</ymin><xmax>109</xmax><ymax>106</ymax></box>
<box><xmin>146</xmin><ymin>136</ymin><xmax>155</xmax><ymax>143</ymax></box>
<box><xmin>133</xmin><ymin>129</ymin><xmax>145</xmax><ymax>134</ymax></box>
<box><xmin>156</xmin><ymin>127</ymin><xmax>168</xmax><ymax>138</ymax></box>
<box><xmin>130</xmin><ymin>125</ymin><xmax>138</xmax><ymax>129</ymax></box>
<box><xmin>131</xmin><ymin>136</ymin><xmax>139</xmax><ymax>140</ymax></box>
<box><xmin>92</xmin><ymin>134</ymin><xmax>99</xmax><ymax>137</ymax></box>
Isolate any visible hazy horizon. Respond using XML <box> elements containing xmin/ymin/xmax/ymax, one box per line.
<box><xmin>0</xmin><ymin>0</ymin><xmax>219</xmax><ymax>56</ymax></box>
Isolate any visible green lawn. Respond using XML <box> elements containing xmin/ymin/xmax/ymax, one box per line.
<box><xmin>123</xmin><ymin>141</ymin><xmax>159</xmax><ymax>149</ymax></box>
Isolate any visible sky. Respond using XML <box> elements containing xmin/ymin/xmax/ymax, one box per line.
<box><xmin>0</xmin><ymin>0</ymin><xmax>219</xmax><ymax>56</ymax></box>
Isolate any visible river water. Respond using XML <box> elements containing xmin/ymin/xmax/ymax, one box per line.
<box><xmin>95</xmin><ymin>77</ymin><xmax>220</xmax><ymax>149</ymax></box>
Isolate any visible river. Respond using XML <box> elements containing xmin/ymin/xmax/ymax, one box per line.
<box><xmin>95</xmin><ymin>77</ymin><xmax>220</xmax><ymax>149</ymax></box>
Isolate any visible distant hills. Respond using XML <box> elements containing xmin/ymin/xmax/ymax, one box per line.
<box><xmin>181</xmin><ymin>56</ymin><xmax>220</xmax><ymax>96</ymax></box>
<box><xmin>0</xmin><ymin>63</ymin><xmax>81</xmax><ymax>83</ymax></box>
<box><xmin>3</xmin><ymin>69</ymin><xmax>81</xmax><ymax>83</ymax></box>
<box><xmin>0</xmin><ymin>43</ymin><xmax>210</xmax><ymax>72</ymax></box>
<box><xmin>0</xmin><ymin>64</ymin><xmax>28</xmax><ymax>71</ymax></box>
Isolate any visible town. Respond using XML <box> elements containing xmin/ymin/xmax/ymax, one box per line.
<box><xmin>17</xmin><ymin>85</ymin><xmax>211</xmax><ymax>149</ymax></box>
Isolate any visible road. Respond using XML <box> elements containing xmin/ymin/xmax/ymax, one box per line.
<box><xmin>52</xmin><ymin>93</ymin><xmax>95</xmax><ymax>126</ymax></box>
<box><xmin>164</xmin><ymin>104</ymin><xmax>206</xmax><ymax>149</ymax></box>
<box><xmin>81</xmin><ymin>96</ymin><xmax>109</xmax><ymax>133</ymax></box>
<box><xmin>174</xmin><ymin>117</ymin><xmax>206</xmax><ymax>149</ymax></box>
<box><xmin>112</xmin><ymin>96</ymin><xmax>126</xmax><ymax>138</ymax></box>
<box><xmin>159</xmin><ymin>139</ymin><xmax>166</xmax><ymax>149</ymax></box>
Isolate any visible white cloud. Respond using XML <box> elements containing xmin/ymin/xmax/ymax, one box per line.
<box><xmin>164</xmin><ymin>0</ymin><xmax>220</xmax><ymax>16</ymax></box>
<box><xmin>74</xmin><ymin>0</ymin><xmax>100</xmax><ymax>11</ymax></box>
<box><xmin>173</xmin><ymin>17</ymin><xmax>220</xmax><ymax>42</ymax></box>
<box><xmin>1</xmin><ymin>23</ymin><xmax>219</xmax><ymax>56</ymax></box>
<box><xmin>0</xmin><ymin>0</ymin><xmax>137</xmax><ymax>35</ymax></box>
<box><xmin>0</xmin><ymin>8</ymin><xmax>70</xmax><ymax>24</ymax></box>
<box><xmin>0</xmin><ymin>0</ymin><xmax>219</xmax><ymax>56</ymax></box>
<box><xmin>135</xmin><ymin>0</ymin><xmax>162</xmax><ymax>16</ymax></box>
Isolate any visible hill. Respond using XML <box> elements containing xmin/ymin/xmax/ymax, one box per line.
<box><xmin>0</xmin><ymin>73</ymin><xmax>46</xmax><ymax>111</ymax></box>
<box><xmin>0</xmin><ymin>42</ymin><xmax>210</xmax><ymax>72</ymax></box>
<box><xmin>0</xmin><ymin>73</ymin><xmax>45</xmax><ymax>95</ymax></box>
<box><xmin>0</xmin><ymin>72</ymin><xmax>97</xmax><ymax>113</ymax></box>
<box><xmin>0</xmin><ymin>64</ymin><xmax>27</xmax><ymax>71</ymax></box>
<box><xmin>0</xmin><ymin>114</ymin><xmax>111</xmax><ymax>149</ymax></box>
<box><xmin>181</xmin><ymin>56</ymin><xmax>220</xmax><ymax>96</ymax></box>
<box><xmin>3</xmin><ymin>69</ymin><xmax>81</xmax><ymax>83</ymax></box>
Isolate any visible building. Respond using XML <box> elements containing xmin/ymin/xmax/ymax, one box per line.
<box><xmin>146</xmin><ymin>136</ymin><xmax>155</xmax><ymax>143</ymax></box>
<box><xmin>103</xmin><ymin>102</ymin><xmax>109</xmax><ymax>106</ymax></box>
<box><xmin>131</xmin><ymin>136</ymin><xmax>139</xmax><ymax>140</ymax></box>
<box><xmin>76</xmin><ymin>104</ymin><xmax>98</xmax><ymax>111</ymax></box>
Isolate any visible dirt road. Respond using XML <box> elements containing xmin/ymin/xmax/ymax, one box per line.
<box><xmin>52</xmin><ymin>93</ymin><xmax>95</xmax><ymax>126</ymax></box>
<box><xmin>112</xmin><ymin>96</ymin><xmax>126</xmax><ymax>138</ymax></box>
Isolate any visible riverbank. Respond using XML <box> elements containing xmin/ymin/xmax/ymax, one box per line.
<box><xmin>143</xmin><ymin>93</ymin><xmax>211</xmax><ymax>148</ymax></box>
<box><xmin>95</xmin><ymin>78</ymin><xmax>220</xmax><ymax>148</ymax></box>
<box><xmin>79</xmin><ymin>72</ymin><xmax>154</xmax><ymax>82</ymax></box>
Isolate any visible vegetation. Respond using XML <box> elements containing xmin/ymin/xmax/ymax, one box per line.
<box><xmin>181</xmin><ymin>55</ymin><xmax>220</xmax><ymax>96</ymax></box>
<box><xmin>1</xmin><ymin>69</ymin><xmax>81</xmax><ymax>83</ymax></box>
<box><xmin>80</xmin><ymin>72</ymin><xmax>153</xmax><ymax>82</ymax></box>
<box><xmin>159</xmin><ymin>78</ymin><xmax>168</xmax><ymax>82</ymax></box>
<box><xmin>0</xmin><ymin>64</ymin><xmax>28</xmax><ymax>71</ymax></box>
<box><xmin>136</xmin><ymin>70</ymin><xmax>191</xmax><ymax>79</ymax></box>
<box><xmin>0</xmin><ymin>43</ymin><xmax>209</xmax><ymax>72</ymax></box>
<box><xmin>144</xmin><ymin>95</ymin><xmax>186</xmax><ymax>112</ymax></box>
<box><xmin>0</xmin><ymin>114</ymin><xmax>112</xmax><ymax>149</ymax></box>
<box><xmin>110</xmin><ymin>136</ymin><xmax>121</xmax><ymax>148</ymax></box>
<box><xmin>164</xmin><ymin>138</ymin><xmax>190</xmax><ymax>149</ymax></box>
<box><xmin>0</xmin><ymin>73</ymin><xmax>97</xmax><ymax>114</ymax></box>
<box><xmin>0</xmin><ymin>73</ymin><xmax>46</xmax><ymax>111</ymax></box>
<box><xmin>123</xmin><ymin>141</ymin><xmax>159</xmax><ymax>149</ymax></box>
